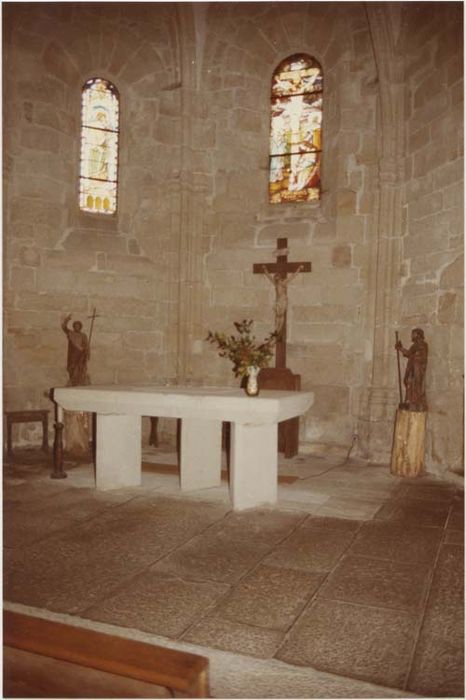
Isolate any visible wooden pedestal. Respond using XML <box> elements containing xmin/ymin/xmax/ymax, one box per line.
<box><xmin>258</xmin><ymin>367</ymin><xmax>301</xmax><ymax>458</ymax></box>
<box><xmin>390</xmin><ymin>408</ymin><xmax>427</xmax><ymax>477</ymax></box>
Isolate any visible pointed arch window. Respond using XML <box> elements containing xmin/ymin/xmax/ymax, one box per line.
<box><xmin>269</xmin><ymin>54</ymin><xmax>323</xmax><ymax>204</ymax></box>
<box><xmin>79</xmin><ymin>77</ymin><xmax>119</xmax><ymax>215</ymax></box>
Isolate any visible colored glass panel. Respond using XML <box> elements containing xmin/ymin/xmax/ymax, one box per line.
<box><xmin>269</xmin><ymin>55</ymin><xmax>323</xmax><ymax>204</ymax></box>
<box><xmin>79</xmin><ymin>78</ymin><xmax>119</xmax><ymax>215</ymax></box>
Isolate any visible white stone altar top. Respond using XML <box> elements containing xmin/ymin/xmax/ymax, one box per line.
<box><xmin>53</xmin><ymin>384</ymin><xmax>314</xmax><ymax>425</ymax></box>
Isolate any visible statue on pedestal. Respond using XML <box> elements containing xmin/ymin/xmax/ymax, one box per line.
<box><xmin>60</xmin><ymin>314</ymin><xmax>92</xmax><ymax>459</ymax></box>
<box><xmin>391</xmin><ymin>327</ymin><xmax>428</xmax><ymax>477</ymax></box>
<box><xmin>395</xmin><ymin>327</ymin><xmax>428</xmax><ymax>412</ymax></box>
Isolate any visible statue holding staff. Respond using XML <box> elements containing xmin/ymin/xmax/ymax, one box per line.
<box><xmin>395</xmin><ymin>328</ymin><xmax>428</xmax><ymax>412</ymax></box>
<box><xmin>61</xmin><ymin>314</ymin><xmax>90</xmax><ymax>386</ymax></box>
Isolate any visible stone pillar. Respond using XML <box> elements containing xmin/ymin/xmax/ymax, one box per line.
<box><xmin>174</xmin><ymin>4</ymin><xmax>209</xmax><ymax>385</ymax></box>
<box><xmin>358</xmin><ymin>5</ymin><xmax>406</xmax><ymax>463</ymax></box>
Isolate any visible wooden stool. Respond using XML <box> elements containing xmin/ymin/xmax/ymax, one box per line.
<box><xmin>5</xmin><ymin>410</ymin><xmax>49</xmax><ymax>456</ymax></box>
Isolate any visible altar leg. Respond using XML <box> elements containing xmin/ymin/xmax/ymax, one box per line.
<box><xmin>95</xmin><ymin>414</ymin><xmax>141</xmax><ymax>490</ymax></box>
<box><xmin>180</xmin><ymin>418</ymin><xmax>222</xmax><ymax>491</ymax></box>
<box><xmin>230</xmin><ymin>423</ymin><xmax>278</xmax><ymax>510</ymax></box>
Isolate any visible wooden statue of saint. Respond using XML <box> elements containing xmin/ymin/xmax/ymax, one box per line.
<box><xmin>61</xmin><ymin>314</ymin><xmax>90</xmax><ymax>386</ymax></box>
<box><xmin>60</xmin><ymin>313</ymin><xmax>92</xmax><ymax>458</ymax></box>
<box><xmin>395</xmin><ymin>327</ymin><xmax>428</xmax><ymax>412</ymax></box>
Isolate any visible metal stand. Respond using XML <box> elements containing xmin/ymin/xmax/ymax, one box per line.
<box><xmin>51</xmin><ymin>421</ymin><xmax>67</xmax><ymax>479</ymax></box>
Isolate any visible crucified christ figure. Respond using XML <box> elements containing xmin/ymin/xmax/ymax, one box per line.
<box><xmin>262</xmin><ymin>264</ymin><xmax>304</xmax><ymax>336</ymax></box>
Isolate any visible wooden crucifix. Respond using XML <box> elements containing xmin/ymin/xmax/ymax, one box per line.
<box><xmin>253</xmin><ymin>238</ymin><xmax>311</xmax><ymax>368</ymax></box>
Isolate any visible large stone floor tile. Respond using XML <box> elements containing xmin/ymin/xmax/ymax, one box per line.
<box><xmin>4</xmin><ymin>496</ymin><xmax>229</xmax><ymax>613</ymax></box>
<box><xmin>407</xmin><ymin>543</ymin><xmax>464</xmax><ymax>697</ymax></box>
<box><xmin>278</xmin><ymin>485</ymin><xmax>330</xmax><ymax>505</ymax></box>
<box><xmin>6</xmin><ymin>484</ymin><xmax>134</xmax><ymax>525</ymax></box>
<box><xmin>83</xmin><ymin>570</ymin><xmax>230</xmax><ymax>639</ymax></box>
<box><xmin>318</xmin><ymin>555</ymin><xmax>431</xmax><ymax>612</ymax></box>
<box><xmin>349</xmin><ymin>520</ymin><xmax>443</xmax><ymax>564</ymax></box>
<box><xmin>314</xmin><ymin>498</ymin><xmax>384</xmax><ymax>520</ymax></box>
<box><xmin>300</xmin><ymin>515</ymin><xmax>362</xmax><ymax>533</ymax></box>
<box><xmin>443</xmin><ymin>528</ymin><xmax>464</xmax><ymax>545</ymax></box>
<box><xmin>182</xmin><ymin>612</ymin><xmax>284</xmax><ymax>658</ymax></box>
<box><xmin>447</xmin><ymin>495</ymin><xmax>464</xmax><ymax>530</ymax></box>
<box><xmin>393</xmin><ymin>481</ymin><xmax>458</xmax><ymax>502</ymax></box>
<box><xmin>4</xmin><ymin>540</ymin><xmax>148</xmax><ymax>614</ymax></box>
<box><xmin>276</xmin><ymin>599</ymin><xmax>418</xmax><ymax>689</ymax></box>
<box><xmin>263</xmin><ymin>524</ymin><xmax>357</xmax><ymax>572</ymax></box>
<box><xmin>4</xmin><ymin>510</ymin><xmax>79</xmax><ymax>548</ymax></box>
<box><xmin>205</xmin><ymin>508</ymin><xmax>307</xmax><ymax>546</ymax></box>
<box><xmin>217</xmin><ymin>564</ymin><xmax>325</xmax><ymax>630</ymax></box>
<box><xmin>3</xmin><ymin>480</ymin><xmax>75</xmax><ymax>506</ymax></box>
<box><xmin>375</xmin><ymin>496</ymin><xmax>451</xmax><ymax>527</ymax></box>
<box><xmin>152</xmin><ymin>530</ymin><xmax>271</xmax><ymax>584</ymax></box>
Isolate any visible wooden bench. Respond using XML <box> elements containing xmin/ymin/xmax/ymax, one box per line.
<box><xmin>3</xmin><ymin>610</ymin><xmax>210</xmax><ymax>698</ymax></box>
<box><xmin>5</xmin><ymin>409</ymin><xmax>49</xmax><ymax>456</ymax></box>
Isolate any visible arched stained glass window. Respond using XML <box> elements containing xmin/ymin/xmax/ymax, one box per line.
<box><xmin>269</xmin><ymin>54</ymin><xmax>323</xmax><ymax>204</ymax></box>
<box><xmin>79</xmin><ymin>77</ymin><xmax>119</xmax><ymax>215</ymax></box>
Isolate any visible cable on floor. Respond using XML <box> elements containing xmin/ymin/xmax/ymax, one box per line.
<box><xmin>295</xmin><ymin>433</ymin><xmax>359</xmax><ymax>480</ymax></box>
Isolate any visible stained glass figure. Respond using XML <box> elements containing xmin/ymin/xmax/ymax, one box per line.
<box><xmin>79</xmin><ymin>78</ymin><xmax>119</xmax><ymax>215</ymax></box>
<box><xmin>269</xmin><ymin>55</ymin><xmax>323</xmax><ymax>204</ymax></box>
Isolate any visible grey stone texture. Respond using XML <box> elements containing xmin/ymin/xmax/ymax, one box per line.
<box><xmin>4</xmin><ymin>454</ymin><xmax>463</xmax><ymax>697</ymax></box>
<box><xmin>3</xmin><ymin>3</ymin><xmax>463</xmax><ymax>477</ymax></box>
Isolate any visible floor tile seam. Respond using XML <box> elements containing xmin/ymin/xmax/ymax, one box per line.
<box><xmin>176</xmin><ymin>578</ymin><xmax>240</xmax><ymax>642</ymax></box>
<box><xmin>399</xmin><ymin>527</ymin><xmax>446</xmax><ymax>692</ymax></box>
<box><xmin>444</xmin><ymin>499</ymin><xmax>464</xmax><ymax>531</ymax></box>
<box><xmin>175</xmin><ymin>515</ymin><xmax>324</xmax><ymax>642</ymax></box>
<box><xmin>75</xmin><ymin>519</ymin><xmax>237</xmax><ymax>617</ymax></box>
<box><xmin>273</xmin><ymin>525</ymin><xmax>362</xmax><ymax>656</ymax></box>
<box><xmin>305</xmin><ymin>594</ymin><xmax>427</xmax><ymax>620</ymax></box>
<box><xmin>76</xmin><ymin>563</ymin><xmax>169</xmax><ymax>618</ymax></box>
<box><xmin>374</xmin><ymin>515</ymin><xmax>450</xmax><ymax>530</ymax></box>
<box><xmin>267</xmin><ymin>571</ymin><xmax>331</xmax><ymax>643</ymax></box>
<box><xmin>296</xmin><ymin>519</ymin><xmax>364</xmax><ymax>534</ymax></box>
<box><xmin>339</xmin><ymin>550</ymin><xmax>442</xmax><ymax>567</ymax></box>
<box><xmin>315</xmin><ymin>585</ymin><xmax>435</xmax><ymax>617</ymax></box>
<box><xmin>209</xmin><ymin>567</ymin><xmax>330</xmax><ymax>637</ymax></box>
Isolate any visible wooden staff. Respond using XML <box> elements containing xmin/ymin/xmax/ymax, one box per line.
<box><xmin>87</xmin><ymin>307</ymin><xmax>99</xmax><ymax>351</ymax></box>
<box><xmin>395</xmin><ymin>331</ymin><xmax>403</xmax><ymax>408</ymax></box>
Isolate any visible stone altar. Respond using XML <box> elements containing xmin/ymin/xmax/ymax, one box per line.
<box><xmin>52</xmin><ymin>385</ymin><xmax>313</xmax><ymax>510</ymax></box>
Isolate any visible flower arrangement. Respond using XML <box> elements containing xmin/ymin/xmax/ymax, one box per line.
<box><xmin>206</xmin><ymin>319</ymin><xmax>277</xmax><ymax>378</ymax></box>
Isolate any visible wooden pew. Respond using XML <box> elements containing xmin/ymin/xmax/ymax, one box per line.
<box><xmin>3</xmin><ymin>610</ymin><xmax>209</xmax><ymax>698</ymax></box>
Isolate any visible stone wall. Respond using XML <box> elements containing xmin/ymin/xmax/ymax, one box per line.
<box><xmin>198</xmin><ymin>3</ymin><xmax>379</xmax><ymax>455</ymax></box>
<box><xmin>3</xmin><ymin>3</ymin><xmax>182</xmax><ymax>444</ymax></box>
<box><xmin>401</xmin><ymin>2</ymin><xmax>463</xmax><ymax>475</ymax></box>
<box><xmin>3</xmin><ymin>2</ymin><xmax>463</xmax><ymax>474</ymax></box>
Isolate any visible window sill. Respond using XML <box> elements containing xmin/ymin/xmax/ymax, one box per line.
<box><xmin>255</xmin><ymin>200</ymin><xmax>326</xmax><ymax>224</ymax></box>
<box><xmin>68</xmin><ymin>208</ymin><xmax>120</xmax><ymax>232</ymax></box>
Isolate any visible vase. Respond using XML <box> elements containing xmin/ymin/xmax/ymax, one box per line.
<box><xmin>245</xmin><ymin>365</ymin><xmax>260</xmax><ymax>396</ymax></box>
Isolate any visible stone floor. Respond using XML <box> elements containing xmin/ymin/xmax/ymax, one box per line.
<box><xmin>3</xmin><ymin>446</ymin><xmax>464</xmax><ymax>698</ymax></box>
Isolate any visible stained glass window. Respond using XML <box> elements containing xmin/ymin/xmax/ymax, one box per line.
<box><xmin>269</xmin><ymin>54</ymin><xmax>323</xmax><ymax>204</ymax></box>
<box><xmin>79</xmin><ymin>78</ymin><xmax>119</xmax><ymax>215</ymax></box>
